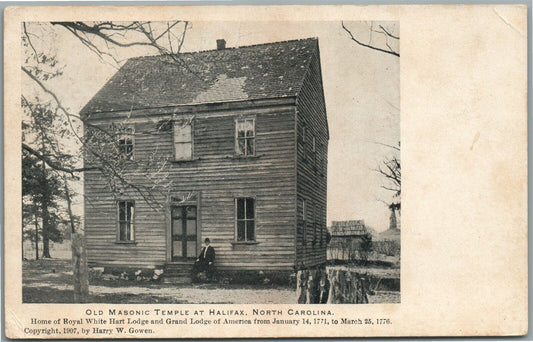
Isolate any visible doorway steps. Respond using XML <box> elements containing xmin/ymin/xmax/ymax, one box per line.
<box><xmin>162</xmin><ymin>260</ymin><xmax>194</xmax><ymax>284</ymax></box>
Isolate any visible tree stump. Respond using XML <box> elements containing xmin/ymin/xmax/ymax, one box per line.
<box><xmin>296</xmin><ymin>270</ymin><xmax>308</xmax><ymax>303</ymax></box>
<box><xmin>296</xmin><ymin>267</ymin><xmax>330</xmax><ymax>304</ymax></box>
<box><xmin>327</xmin><ymin>268</ymin><xmax>371</xmax><ymax>304</ymax></box>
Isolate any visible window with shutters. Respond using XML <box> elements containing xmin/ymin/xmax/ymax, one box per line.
<box><xmin>235</xmin><ymin>198</ymin><xmax>255</xmax><ymax>241</ymax></box>
<box><xmin>173</xmin><ymin>120</ymin><xmax>193</xmax><ymax>161</ymax></box>
<box><xmin>235</xmin><ymin>118</ymin><xmax>255</xmax><ymax>156</ymax></box>
<box><xmin>117</xmin><ymin>200</ymin><xmax>135</xmax><ymax>242</ymax></box>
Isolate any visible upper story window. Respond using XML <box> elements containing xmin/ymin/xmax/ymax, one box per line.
<box><xmin>117</xmin><ymin>200</ymin><xmax>135</xmax><ymax>242</ymax></box>
<box><xmin>118</xmin><ymin>127</ymin><xmax>134</xmax><ymax>160</ymax></box>
<box><xmin>173</xmin><ymin>119</ymin><xmax>193</xmax><ymax>161</ymax></box>
<box><xmin>235</xmin><ymin>118</ymin><xmax>255</xmax><ymax>156</ymax></box>
<box><xmin>236</xmin><ymin>197</ymin><xmax>255</xmax><ymax>241</ymax></box>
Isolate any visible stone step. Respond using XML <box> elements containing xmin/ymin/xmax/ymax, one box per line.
<box><xmin>163</xmin><ymin>262</ymin><xmax>194</xmax><ymax>284</ymax></box>
<box><xmin>162</xmin><ymin>276</ymin><xmax>192</xmax><ymax>284</ymax></box>
<box><xmin>165</xmin><ymin>271</ymin><xmax>192</xmax><ymax>277</ymax></box>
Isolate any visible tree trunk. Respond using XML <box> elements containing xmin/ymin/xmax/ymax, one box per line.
<box><xmin>34</xmin><ymin>212</ymin><xmax>39</xmax><ymax>260</ymax></box>
<box><xmin>65</xmin><ymin>180</ymin><xmax>89</xmax><ymax>303</ymax></box>
<box><xmin>40</xmin><ymin>155</ymin><xmax>51</xmax><ymax>258</ymax></box>
<box><xmin>41</xmin><ymin>206</ymin><xmax>51</xmax><ymax>258</ymax></box>
<box><xmin>71</xmin><ymin>232</ymin><xmax>89</xmax><ymax>303</ymax></box>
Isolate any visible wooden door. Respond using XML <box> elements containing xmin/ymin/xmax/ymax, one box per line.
<box><xmin>171</xmin><ymin>205</ymin><xmax>198</xmax><ymax>260</ymax></box>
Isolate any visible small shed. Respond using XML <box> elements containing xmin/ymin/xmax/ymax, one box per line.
<box><xmin>327</xmin><ymin>220</ymin><xmax>370</xmax><ymax>261</ymax></box>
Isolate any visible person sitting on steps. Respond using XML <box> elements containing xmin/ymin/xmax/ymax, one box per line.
<box><xmin>192</xmin><ymin>238</ymin><xmax>215</xmax><ymax>282</ymax></box>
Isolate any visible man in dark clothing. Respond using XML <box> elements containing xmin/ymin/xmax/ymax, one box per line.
<box><xmin>192</xmin><ymin>238</ymin><xmax>215</xmax><ymax>282</ymax></box>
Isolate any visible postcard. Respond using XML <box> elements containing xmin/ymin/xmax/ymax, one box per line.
<box><xmin>4</xmin><ymin>4</ymin><xmax>527</xmax><ymax>338</ymax></box>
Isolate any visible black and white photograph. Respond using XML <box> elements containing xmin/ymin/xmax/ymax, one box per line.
<box><xmin>21</xmin><ymin>20</ymin><xmax>400</xmax><ymax>305</ymax></box>
<box><xmin>5</xmin><ymin>4</ymin><xmax>529</xmax><ymax>339</ymax></box>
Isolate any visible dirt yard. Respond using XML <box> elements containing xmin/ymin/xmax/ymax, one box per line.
<box><xmin>23</xmin><ymin>259</ymin><xmax>399</xmax><ymax>304</ymax></box>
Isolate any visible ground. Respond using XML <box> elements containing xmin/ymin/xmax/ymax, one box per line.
<box><xmin>22</xmin><ymin>259</ymin><xmax>399</xmax><ymax>304</ymax></box>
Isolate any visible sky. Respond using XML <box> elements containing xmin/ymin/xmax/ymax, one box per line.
<box><xmin>23</xmin><ymin>21</ymin><xmax>399</xmax><ymax>231</ymax></box>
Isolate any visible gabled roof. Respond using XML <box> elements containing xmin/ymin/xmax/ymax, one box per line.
<box><xmin>329</xmin><ymin>220</ymin><xmax>368</xmax><ymax>237</ymax></box>
<box><xmin>80</xmin><ymin>38</ymin><xmax>319</xmax><ymax>116</ymax></box>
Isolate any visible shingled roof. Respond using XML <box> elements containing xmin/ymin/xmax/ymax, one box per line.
<box><xmin>330</xmin><ymin>220</ymin><xmax>368</xmax><ymax>237</ymax></box>
<box><xmin>80</xmin><ymin>38</ymin><xmax>319</xmax><ymax>116</ymax></box>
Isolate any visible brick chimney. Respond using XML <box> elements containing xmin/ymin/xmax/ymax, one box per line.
<box><xmin>216</xmin><ymin>39</ymin><xmax>226</xmax><ymax>50</ymax></box>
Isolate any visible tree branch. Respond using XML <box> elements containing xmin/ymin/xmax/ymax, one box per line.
<box><xmin>342</xmin><ymin>21</ymin><xmax>399</xmax><ymax>57</ymax></box>
<box><xmin>23</xmin><ymin>143</ymin><xmax>100</xmax><ymax>174</ymax></box>
<box><xmin>379</xmin><ymin>25</ymin><xmax>399</xmax><ymax>40</ymax></box>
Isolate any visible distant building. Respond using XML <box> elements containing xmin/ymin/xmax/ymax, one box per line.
<box><xmin>327</xmin><ymin>220</ymin><xmax>370</xmax><ymax>261</ymax></box>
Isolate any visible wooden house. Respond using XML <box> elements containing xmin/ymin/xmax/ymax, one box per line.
<box><xmin>81</xmin><ymin>38</ymin><xmax>328</xmax><ymax>279</ymax></box>
<box><xmin>328</xmin><ymin>220</ymin><xmax>370</xmax><ymax>261</ymax></box>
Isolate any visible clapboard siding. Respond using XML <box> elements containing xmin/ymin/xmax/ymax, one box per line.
<box><xmin>84</xmin><ymin>41</ymin><xmax>328</xmax><ymax>273</ymax></box>
<box><xmin>295</xmin><ymin>49</ymin><xmax>329</xmax><ymax>268</ymax></box>
<box><xmin>85</xmin><ymin>102</ymin><xmax>298</xmax><ymax>270</ymax></box>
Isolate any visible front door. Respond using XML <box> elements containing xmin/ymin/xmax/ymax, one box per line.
<box><xmin>171</xmin><ymin>205</ymin><xmax>197</xmax><ymax>261</ymax></box>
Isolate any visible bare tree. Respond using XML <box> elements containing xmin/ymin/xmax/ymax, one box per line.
<box><xmin>376</xmin><ymin>143</ymin><xmax>401</xmax><ymax>213</ymax></box>
<box><xmin>22</xmin><ymin>21</ymin><xmax>190</xmax><ymax>301</ymax></box>
<box><xmin>342</xmin><ymin>21</ymin><xmax>400</xmax><ymax>213</ymax></box>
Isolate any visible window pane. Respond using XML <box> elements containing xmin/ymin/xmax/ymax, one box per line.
<box><xmin>186</xmin><ymin>219</ymin><xmax>196</xmax><ymax>236</ymax></box>
<box><xmin>246</xmin><ymin>221</ymin><xmax>255</xmax><ymax>241</ymax></box>
<box><xmin>237</xmin><ymin>121</ymin><xmax>245</xmax><ymax>137</ymax></box>
<box><xmin>175</xmin><ymin>142</ymin><xmax>192</xmax><ymax>160</ymax></box>
<box><xmin>186</xmin><ymin>241</ymin><xmax>197</xmax><ymax>258</ymax></box>
<box><xmin>245</xmin><ymin>120</ymin><xmax>254</xmax><ymax>137</ymax></box>
<box><xmin>237</xmin><ymin>139</ymin><xmax>245</xmax><ymax>155</ymax></box>
<box><xmin>174</xmin><ymin>122</ymin><xmax>191</xmax><ymax>143</ymax></box>
<box><xmin>173</xmin><ymin>241</ymin><xmax>183</xmax><ymax>257</ymax></box>
<box><xmin>246</xmin><ymin>138</ymin><xmax>254</xmax><ymax>156</ymax></box>
<box><xmin>246</xmin><ymin>198</ymin><xmax>254</xmax><ymax>219</ymax></box>
<box><xmin>237</xmin><ymin>198</ymin><xmax>245</xmax><ymax>219</ymax></box>
<box><xmin>172</xmin><ymin>219</ymin><xmax>183</xmax><ymax>235</ymax></box>
<box><xmin>127</xmin><ymin>222</ymin><xmax>133</xmax><ymax>241</ymax></box>
<box><xmin>119</xmin><ymin>222</ymin><xmax>127</xmax><ymax>241</ymax></box>
<box><xmin>172</xmin><ymin>207</ymin><xmax>182</xmax><ymax>219</ymax></box>
<box><xmin>119</xmin><ymin>202</ymin><xmax>126</xmax><ymax>221</ymax></box>
<box><xmin>186</xmin><ymin>206</ymin><xmax>196</xmax><ymax>218</ymax></box>
<box><xmin>237</xmin><ymin>221</ymin><xmax>245</xmax><ymax>241</ymax></box>
<box><xmin>127</xmin><ymin>202</ymin><xmax>134</xmax><ymax>222</ymax></box>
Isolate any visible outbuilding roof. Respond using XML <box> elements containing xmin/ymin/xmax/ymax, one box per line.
<box><xmin>330</xmin><ymin>220</ymin><xmax>368</xmax><ymax>237</ymax></box>
<box><xmin>80</xmin><ymin>38</ymin><xmax>318</xmax><ymax>116</ymax></box>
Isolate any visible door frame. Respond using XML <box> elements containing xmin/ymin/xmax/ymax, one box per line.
<box><xmin>166</xmin><ymin>191</ymin><xmax>201</xmax><ymax>262</ymax></box>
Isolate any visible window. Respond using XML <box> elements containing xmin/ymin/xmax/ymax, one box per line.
<box><xmin>118</xmin><ymin>127</ymin><xmax>134</xmax><ymax>160</ymax></box>
<box><xmin>235</xmin><ymin>118</ymin><xmax>255</xmax><ymax>156</ymax></box>
<box><xmin>173</xmin><ymin>120</ymin><xmax>193</xmax><ymax>161</ymax></box>
<box><xmin>117</xmin><ymin>201</ymin><xmax>134</xmax><ymax>242</ymax></box>
<box><xmin>236</xmin><ymin>198</ymin><xmax>255</xmax><ymax>241</ymax></box>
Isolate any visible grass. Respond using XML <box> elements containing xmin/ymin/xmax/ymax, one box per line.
<box><xmin>22</xmin><ymin>258</ymin><xmax>400</xmax><ymax>304</ymax></box>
